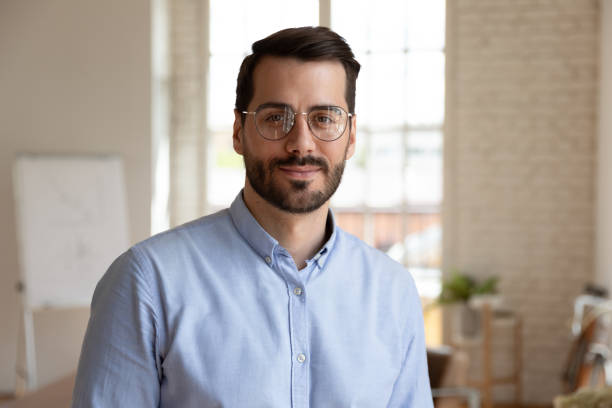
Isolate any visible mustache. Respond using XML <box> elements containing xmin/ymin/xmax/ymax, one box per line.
<box><xmin>270</xmin><ymin>155</ymin><xmax>329</xmax><ymax>171</ymax></box>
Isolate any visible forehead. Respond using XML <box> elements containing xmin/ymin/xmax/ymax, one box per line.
<box><xmin>250</xmin><ymin>56</ymin><xmax>347</xmax><ymax>110</ymax></box>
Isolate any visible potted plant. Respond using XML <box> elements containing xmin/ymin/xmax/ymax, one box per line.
<box><xmin>438</xmin><ymin>270</ymin><xmax>499</xmax><ymax>337</ymax></box>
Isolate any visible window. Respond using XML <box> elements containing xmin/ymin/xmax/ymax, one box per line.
<box><xmin>159</xmin><ymin>0</ymin><xmax>445</xmax><ymax>342</ymax></box>
<box><xmin>330</xmin><ymin>0</ymin><xmax>445</xmax><ymax>304</ymax></box>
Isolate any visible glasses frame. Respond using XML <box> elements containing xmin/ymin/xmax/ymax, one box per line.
<box><xmin>242</xmin><ymin>104</ymin><xmax>353</xmax><ymax>142</ymax></box>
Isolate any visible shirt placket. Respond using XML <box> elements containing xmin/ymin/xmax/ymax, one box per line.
<box><xmin>275</xmin><ymin>252</ymin><xmax>310</xmax><ymax>408</ymax></box>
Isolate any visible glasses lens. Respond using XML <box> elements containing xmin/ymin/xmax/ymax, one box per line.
<box><xmin>255</xmin><ymin>106</ymin><xmax>292</xmax><ymax>140</ymax></box>
<box><xmin>308</xmin><ymin>107</ymin><xmax>347</xmax><ymax>141</ymax></box>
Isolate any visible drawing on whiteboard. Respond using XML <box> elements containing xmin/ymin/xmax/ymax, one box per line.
<box><xmin>13</xmin><ymin>154</ymin><xmax>130</xmax><ymax>309</ymax></box>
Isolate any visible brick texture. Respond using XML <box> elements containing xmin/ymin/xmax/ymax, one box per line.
<box><xmin>444</xmin><ymin>0</ymin><xmax>599</xmax><ymax>403</ymax></box>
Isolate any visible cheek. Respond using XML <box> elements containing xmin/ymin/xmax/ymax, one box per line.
<box><xmin>323</xmin><ymin>145</ymin><xmax>348</xmax><ymax>163</ymax></box>
<box><xmin>243</xmin><ymin>142</ymin><xmax>274</xmax><ymax>170</ymax></box>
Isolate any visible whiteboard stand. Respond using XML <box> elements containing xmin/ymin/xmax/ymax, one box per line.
<box><xmin>15</xmin><ymin>305</ymin><xmax>37</xmax><ymax>394</ymax></box>
<box><xmin>12</xmin><ymin>154</ymin><xmax>130</xmax><ymax>393</ymax></box>
<box><xmin>14</xmin><ymin>285</ymin><xmax>36</xmax><ymax>397</ymax></box>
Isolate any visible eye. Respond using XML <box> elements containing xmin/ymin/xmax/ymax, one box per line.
<box><xmin>259</xmin><ymin>109</ymin><xmax>288</xmax><ymax>128</ymax></box>
<box><xmin>311</xmin><ymin>111</ymin><xmax>340</xmax><ymax>128</ymax></box>
<box><xmin>265</xmin><ymin>113</ymin><xmax>285</xmax><ymax>123</ymax></box>
<box><xmin>316</xmin><ymin>115</ymin><xmax>333</xmax><ymax>124</ymax></box>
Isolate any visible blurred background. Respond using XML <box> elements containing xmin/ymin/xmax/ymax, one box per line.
<box><xmin>0</xmin><ymin>0</ymin><xmax>610</xmax><ymax>406</ymax></box>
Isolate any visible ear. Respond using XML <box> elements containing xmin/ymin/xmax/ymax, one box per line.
<box><xmin>344</xmin><ymin>114</ymin><xmax>357</xmax><ymax>160</ymax></box>
<box><xmin>233</xmin><ymin>110</ymin><xmax>244</xmax><ymax>156</ymax></box>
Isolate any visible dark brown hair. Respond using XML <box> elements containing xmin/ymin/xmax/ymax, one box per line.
<box><xmin>235</xmin><ymin>26</ymin><xmax>361</xmax><ymax>116</ymax></box>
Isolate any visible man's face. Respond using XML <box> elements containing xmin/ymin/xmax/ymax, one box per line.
<box><xmin>233</xmin><ymin>56</ymin><xmax>356</xmax><ymax>214</ymax></box>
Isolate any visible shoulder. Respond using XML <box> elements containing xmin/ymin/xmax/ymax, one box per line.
<box><xmin>127</xmin><ymin>208</ymin><xmax>237</xmax><ymax>263</ymax></box>
<box><xmin>335</xmin><ymin>227</ymin><xmax>408</xmax><ymax>274</ymax></box>
<box><xmin>333</xmin><ymin>227</ymin><xmax>419</xmax><ymax>296</ymax></box>
<box><xmin>96</xmin><ymin>209</ymin><xmax>235</xmax><ymax>296</ymax></box>
<box><xmin>329</xmin><ymin>227</ymin><xmax>424</xmax><ymax>342</ymax></box>
<box><xmin>137</xmin><ymin>209</ymin><xmax>232</xmax><ymax>250</ymax></box>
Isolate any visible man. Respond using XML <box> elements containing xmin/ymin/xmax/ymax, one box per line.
<box><xmin>72</xmin><ymin>26</ymin><xmax>432</xmax><ymax>407</ymax></box>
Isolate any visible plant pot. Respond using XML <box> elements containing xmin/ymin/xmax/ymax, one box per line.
<box><xmin>459</xmin><ymin>303</ymin><xmax>480</xmax><ymax>337</ymax></box>
<box><xmin>448</xmin><ymin>302</ymin><xmax>480</xmax><ymax>338</ymax></box>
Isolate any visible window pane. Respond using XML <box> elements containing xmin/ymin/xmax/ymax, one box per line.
<box><xmin>208</xmin><ymin>54</ymin><xmax>243</xmax><ymax>130</ymax></box>
<box><xmin>381</xmin><ymin>213</ymin><xmax>441</xmax><ymax>299</ymax></box>
<box><xmin>386</xmin><ymin>213</ymin><xmax>441</xmax><ymax>268</ymax></box>
<box><xmin>367</xmin><ymin>132</ymin><xmax>403</xmax><ymax>208</ymax></box>
<box><xmin>367</xmin><ymin>1</ymin><xmax>408</xmax><ymax>51</ymax></box>
<box><xmin>405</xmin><ymin>0</ymin><xmax>446</xmax><ymax>50</ymax></box>
<box><xmin>210</xmin><ymin>0</ymin><xmax>247</xmax><ymax>54</ymax></box>
<box><xmin>330</xmin><ymin>0</ymin><xmax>369</xmax><ymax>53</ymax></box>
<box><xmin>353</xmin><ymin>50</ymin><xmax>369</xmax><ymax>122</ymax></box>
<box><xmin>373</xmin><ymin>212</ymin><xmax>403</xmax><ymax>252</ymax></box>
<box><xmin>364</xmin><ymin>52</ymin><xmax>405</xmax><ymax>128</ymax></box>
<box><xmin>333</xmin><ymin>0</ymin><xmax>445</xmax><ymax>52</ymax></box>
<box><xmin>332</xmin><ymin>135</ymin><xmax>367</xmax><ymax>207</ymax></box>
<box><xmin>211</xmin><ymin>0</ymin><xmax>318</xmax><ymax>54</ymax></box>
<box><xmin>404</xmin><ymin>131</ymin><xmax>442</xmax><ymax>205</ymax></box>
<box><xmin>334</xmin><ymin>212</ymin><xmax>365</xmax><ymax>240</ymax></box>
<box><xmin>245</xmin><ymin>0</ymin><xmax>318</xmax><ymax>47</ymax></box>
<box><xmin>405</xmin><ymin>51</ymin><xmax>445</xmax><ymax>126</ymax></box>
<box><xmin>207</xmin><ymin>131</ymin><xmax>244</xmax><ymax>207</ymax></box>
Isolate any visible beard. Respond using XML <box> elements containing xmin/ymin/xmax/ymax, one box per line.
<box><xmin>243</xmin><ymin>151</ymin><xmax>347</xmax><ymax>214</ymax></box>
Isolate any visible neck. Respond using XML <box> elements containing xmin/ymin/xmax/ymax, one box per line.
<box><xmin>242</xmin><ymin>184</ymin><xmax>329</xmax><ymax>270</ymax></box>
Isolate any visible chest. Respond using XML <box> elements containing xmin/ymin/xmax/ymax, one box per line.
<box><xmin>156</xmin><ymin>263</ymin><xmax>406</xmax><ymax>407</ymax></box>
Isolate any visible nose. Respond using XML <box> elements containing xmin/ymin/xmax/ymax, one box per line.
<box><xmin>284</xmin><ymin>112</ymin><xmax>315</xmax><ymax>155</ymax></box>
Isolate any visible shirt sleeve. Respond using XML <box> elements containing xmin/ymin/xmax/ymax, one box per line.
<box><xmin>386</xmin><ymin>281</ymin><xmax>434</xmax><ymax>408</ymax></box>
<box><xmin>71</xmin><ymin>248</ymin><xmax>161</xmax><ymax>407</ymax></box>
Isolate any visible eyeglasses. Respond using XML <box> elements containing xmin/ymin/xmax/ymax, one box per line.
<box><xmin>242</xmin><ymin>103</ymin><xmax>353</xmax><ymax>142</ymax></box>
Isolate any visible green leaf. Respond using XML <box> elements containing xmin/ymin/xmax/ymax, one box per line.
<box><xmin>436</xmin><ymin>270</ymin><xmax>498</xmax><ymax>304</ymax></box>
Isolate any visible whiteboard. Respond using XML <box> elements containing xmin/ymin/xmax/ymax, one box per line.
<box><xmin>13</xmin><ymin>155</ymin><xmax>130</xmax><ymax>309</ymax></box>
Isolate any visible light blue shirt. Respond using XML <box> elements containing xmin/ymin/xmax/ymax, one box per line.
<box><xmin>72</xmin><ymin>192</ymin><xmax>432</xmax><ymax>407</ymax></box>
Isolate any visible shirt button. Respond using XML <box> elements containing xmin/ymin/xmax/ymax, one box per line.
<box><xmin>264</xmin><ymin>256</ymin><xmax>272</xmax><ymax>264</ymax></box>
<box><xmin>297</xmin><ymin>353</ymin><xmax>306</xmax><ymax>363</ymax></box>
<box><xmin>293</xmin><ymin>287</ymin><xmax>303</xmax><ymax>296</ymax></box>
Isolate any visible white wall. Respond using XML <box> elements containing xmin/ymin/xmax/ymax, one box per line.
<box><xmin>596</xmin><ymin>0</ymin><xmax>612</xmax><ymax>292</ymax></box>
<box><xmin>0</xmin><ymin>0</ymin><xmax>151</xmax><ymax>392</ymax></box>
<box><xmin>444</xmin><ymin>0</ymin><xmax>599</xmax><ymax>403</ymax></box>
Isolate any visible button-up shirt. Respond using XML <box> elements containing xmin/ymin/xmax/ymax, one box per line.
<box><xmin>72</xmin><ymin>192</ymin><xmax>433</xmax><ymax>407</ymax></box>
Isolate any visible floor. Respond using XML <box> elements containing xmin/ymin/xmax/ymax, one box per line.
<box><xmin>0</xmin><ymin>374</ymin><xmax>75</xmax><ymax>408</ymax></box>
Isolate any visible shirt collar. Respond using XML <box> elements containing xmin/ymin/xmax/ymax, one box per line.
<box><xmin>228</xmin><ymin>191</ymin><xmax>338</xmax><ymax>269</ymax></box>
<box><xmin>312</xmin><ymin>209</ymin><xmax>336</xmax><ymax>270</ymax></box>
<box><xmin>229</xmin><ymin>191</ymin><xmax>278</xmax><ymax>263</ymax></box>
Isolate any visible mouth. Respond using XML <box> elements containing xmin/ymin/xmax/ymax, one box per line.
<box><xmin>277</xmin><ymin>165</ymin><xmax>321</xmax><ymax>179</ymax></box>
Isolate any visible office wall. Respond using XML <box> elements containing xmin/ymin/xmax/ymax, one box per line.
<box><xmin>0</xmin><ymin>0</ymin><xmax>151</xmax><ymax>392</ymax></box>
<box><xmin>596</xmin><ymin>1</ymin><xmax>612</xmax><ymax>292</ymax></box>
<box><xmin>444</xmin><ymin>0</ymin><xmax>599</xmax><ymax>403</ymax></box>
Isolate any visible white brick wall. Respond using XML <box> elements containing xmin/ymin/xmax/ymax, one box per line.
<box><xmin>444</xmin><ymin>0</ymin><xmax>599</xmax><ymax>403</ymax></box>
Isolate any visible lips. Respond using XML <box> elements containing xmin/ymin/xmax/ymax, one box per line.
<box><xmin>271</xmin><ymin>156</ymin><xmax>328</xmax><ymax>180</ymax></box>
<box><xmin>278</xmin><ymin>165</ymin><xmax>321</xmax><ymax>178</ymax></box>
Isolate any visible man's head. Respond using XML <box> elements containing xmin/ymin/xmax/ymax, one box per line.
<box><xmin>235</xmin><ymin>26</ymin><xmax>360</xmax><ymax>118</ymax></box>
<box><xmin>233</xmin><ymin>27</ymin><xmax>360</xmax><ymax>214</ymax></box>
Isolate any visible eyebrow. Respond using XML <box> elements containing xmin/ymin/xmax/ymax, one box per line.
<box><xmin>255</xmin><ymin>102</ymin><xmax>289</xmax><ymax>111</ymax></box>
